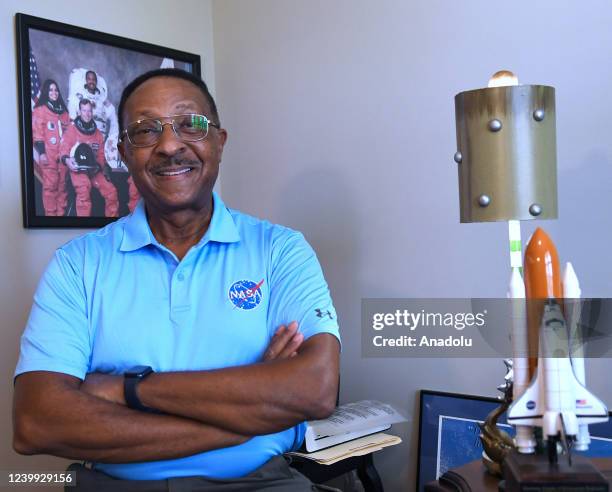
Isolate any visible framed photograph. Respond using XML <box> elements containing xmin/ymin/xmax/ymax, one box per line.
<box><xmin>16</xmin><ymin>13</ymin><xmax>202</xmax><ymax>228</ymax></box>
<box><xmin>416</xmin><ymin>389</ymin><xmax>612</xmax><ymax>491</ymax></box>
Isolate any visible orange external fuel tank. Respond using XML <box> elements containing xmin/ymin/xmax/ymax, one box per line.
<box><xmin>523</xmin><ymin>227</ymin><xmax>563</xmax><ymax>377</ymax></box>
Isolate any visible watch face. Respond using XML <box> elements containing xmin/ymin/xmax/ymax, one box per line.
<box><xmin>125</xmin><ymin>365</ymin><xmax>153</xmax><ymax>378</ymax></box>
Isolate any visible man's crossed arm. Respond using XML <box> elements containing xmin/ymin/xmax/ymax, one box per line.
<box><xmin>13</xmin><ymin>323</ymin><xmax>340</xmax><ymax>463</ymax></box>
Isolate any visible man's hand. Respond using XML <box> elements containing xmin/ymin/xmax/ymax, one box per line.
<box><xmin>81</xmin><ymin>373</ymin><xmax>125</xmax><ymax>405</ymax></box>
<box><xmin>263</xmin><ymin>321</ymin><xmax>304</xmax><ymax>361</ymax></box>
<box><xmin>136</xmin><ymin>333</ymin><xmax>339</xmax><ymax>435</ymax></box>
<box><xmin>65</xmin><ymin>157</ymin><xmax>78</xmax><ymax>172</ymax></box>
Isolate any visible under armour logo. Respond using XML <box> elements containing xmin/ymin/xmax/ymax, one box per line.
<box><xmin>315</xmin><ymin>309</ymin><xmax>334</xmax><ymax>320</ymax></box>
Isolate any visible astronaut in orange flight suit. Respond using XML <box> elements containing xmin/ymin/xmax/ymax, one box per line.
<box><xmin>127</xmin><ymin>175</ymin><xmax>139</xmax><ymax>212</ymax></box>
<box><xmin>60</xmin><ymin>99</ymin><xmax>118</xmax><ymax>217</ymax></box>
<box><xmin>32</xmin><ymin>80</ymin><xmax>71</xmax><ymax>216</ymax></box>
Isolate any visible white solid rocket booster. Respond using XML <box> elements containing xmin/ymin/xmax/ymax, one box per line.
<box><xmin>508</xmin><ymin>268</ymin><xmax>536</xmax><ymax>453</ymax></box>
<box><xmin>563</xmin><ymin>262</ymin><xmax>590</xmax><ymax>451</ymax></box>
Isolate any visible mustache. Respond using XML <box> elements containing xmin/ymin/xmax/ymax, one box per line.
<box><xmin>150</xmin><ymin>157</ymin><xmax>201</xmax><ymax>173</ymax></box>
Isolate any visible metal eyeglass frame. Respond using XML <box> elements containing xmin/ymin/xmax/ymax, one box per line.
<box><xmin>120</xmin><ymin>113</ymin><xmax>220</xmax><ymax>147</ymax></box>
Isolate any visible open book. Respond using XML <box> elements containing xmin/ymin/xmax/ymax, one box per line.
<box><xmin>302</xmin><ymin>400</ymin><xmax>407</xmax><ymax>452</ymax></box>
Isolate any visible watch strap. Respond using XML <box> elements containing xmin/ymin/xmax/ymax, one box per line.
<box><xmin>124</xmin><ymin>375</ymin><xmax>151</xmax><ymax>412</ymax></box>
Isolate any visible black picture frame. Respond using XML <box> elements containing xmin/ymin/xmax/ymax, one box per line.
<box><xmin>416</xmin><ymin>389</ymin><xmax>612</xmax><ymax>491</ymax></box>
<box><xmin>416</xmin><ymin>390</ymin><xmax>501</xmax><ymax>491</ymax></box>
<box><xmin>16</xmin><ymin>13</ymin><xmax>202</xmax><ymax>228</ymax></box>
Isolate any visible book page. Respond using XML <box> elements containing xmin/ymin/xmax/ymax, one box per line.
<box><xmin>308</xmin><ymin>400</ymin><xmax>407</xmax><ymax>437</ymax></box>
<box><xmin>289</xmin><ymin>433</ymin><xmax>402</xmax><ymax>464</ymax></box>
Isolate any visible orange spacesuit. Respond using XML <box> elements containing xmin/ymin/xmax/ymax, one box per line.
<box><xmin>32</xmin><ymin>103</ymin><xmax>70</xmax><ymax>216</ymax></box>
<box><xmin>60</xmin><ymin>116</ymin><xmax>118</xmax><ymax>217</ymax></box>
<box><xmin>127</xmin><ymin>175</ymin><xmax>140</xmax><ymax>212</ymax></box>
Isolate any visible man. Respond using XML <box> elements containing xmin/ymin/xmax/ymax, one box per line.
<box><xmin>13</xmin><ymin>69</ymin><xmax>341</xmax><ymax>491</ymax></box>
<box><xmin>85</xmin><ymin>70</ymin><xmax>98</xmax><ymax>94</ymax></box>
<box><xmin>60</xmin><ymin>99</ymin><xmax>119</xmax><ymax>217</ymax></box>
<box><xmin>68</xmin><ymin>70</ymin><xmax>121</xmax><ymax>167</ymax></box>
<box><xmin>69</xmin><ymin>69</ymin><xmax>140</xmax><ymax>213</ymax></box>
<box><xmin>68</xmin><ymin>70</ymin><xmax>119</xmax><ymax>151</ymax></box>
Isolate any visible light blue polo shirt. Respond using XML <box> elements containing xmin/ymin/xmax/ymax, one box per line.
<box><xmin>15</xmin><ymin>192</ymin><xmax>340</xmax><ymax>480</ymax></box>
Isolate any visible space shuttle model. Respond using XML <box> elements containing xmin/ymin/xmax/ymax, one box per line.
<box><xmin>454</xmin><ymin>71</ymin><xmax>608</xmax><ymax>468</ymax></box>
<box><xmin>506</xmin><ymin>228</ymin><xmax>608</xmax><ymax>462</ymax></box>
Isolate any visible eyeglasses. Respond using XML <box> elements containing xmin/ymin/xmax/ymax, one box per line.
<box><xmin>121</xmin><ymin>113</ymin><xmax>220</xmax><ymax>147</ymax></box>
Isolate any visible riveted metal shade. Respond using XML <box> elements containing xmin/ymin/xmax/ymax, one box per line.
<box><xmin>454</xmin><ymin>84</ymin><xmax>558</xmax><ymax>223</ymax></box>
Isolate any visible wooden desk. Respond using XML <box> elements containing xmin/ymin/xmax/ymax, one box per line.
<box><xmin>425</xmin><ymin>458</ymin><xmax>612</xmax><ymax>491</ymax></box>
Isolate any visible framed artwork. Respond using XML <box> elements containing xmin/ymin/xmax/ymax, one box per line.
<box><xmin>16</xmin><ymin>13</ymin><xmax>202</xmax><ymax>228</ymax></box>
<box><xmin>416</xmin><ymin>389</ymin><xmax>612</xmax><ymax>491</ymax></box>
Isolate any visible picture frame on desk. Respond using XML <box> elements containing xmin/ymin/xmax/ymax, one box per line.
<box><xmin>416</xmin><ymin>389</ymin><xmax>612</xmax><ymax>491</ymax></box>
<box><xmin>16</xmin><ymin>13</ymin><xmax>201</xmax><ymax>228</ymax></box>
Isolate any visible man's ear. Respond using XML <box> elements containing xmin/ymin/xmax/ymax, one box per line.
<box><xmin>217</xmin><ymin>128</ymin><xmax>228</xmax><ymax>156</ymax></box>
<box><xmin>118</xmin><ymin>140</ymin><xmax>133</xmax><ymax>173</ymax></box>
<box><xmin>118</xmin><ymin>139</ymin><xmax>127</xmax><ymax>162</ymax></box>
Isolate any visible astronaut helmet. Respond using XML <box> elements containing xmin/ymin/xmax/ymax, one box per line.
<box><xmin>72</xmin><ymin>143</ymin><xmax>97</xmax><ymax>172</ymax></box>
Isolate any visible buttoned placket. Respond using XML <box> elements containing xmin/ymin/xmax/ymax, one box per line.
<box><xmin>162</xmin><ymin>241</ymin><xmax>210</xmax><ymax>326</ymax></box>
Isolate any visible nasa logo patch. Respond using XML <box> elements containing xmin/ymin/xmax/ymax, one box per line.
<box><xmin>526</xmin><ymin>400</ymin><xmax>536</xmax><ymax>410</ymax></box>
<box><xmin>228</xmin><ymin>279</ymin><xmax>264</xmax><ymax>310</ymax></box>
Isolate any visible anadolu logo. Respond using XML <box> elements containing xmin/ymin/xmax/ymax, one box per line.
<box><xmin>229</xmin><ymin>279</ymin><xmax>264</xmax><ymax>310</ymax></box>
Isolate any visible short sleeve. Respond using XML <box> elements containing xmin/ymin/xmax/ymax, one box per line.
<box><xmin>15</xmin><ymin>248</ymin><xmax>91</xmax><ymax>380</ymax></box>
<box><xmin>267</xmin><ymin>232</ymin><xmax>340</xmax><ymax>346</ymax></box>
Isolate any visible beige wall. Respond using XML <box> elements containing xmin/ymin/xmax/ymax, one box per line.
<box><xmin>212</xmin><ymin>1</ymin><xmax>612</xmax><ymax>490</ymax></box>
<box><xmin>1</xmin><ymin>0</ymin><xmax>216</xmax><ymax>485</ymax></box>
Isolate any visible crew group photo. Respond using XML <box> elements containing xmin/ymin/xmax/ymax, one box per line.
<box><xmin>32</xmin><ymin>68</ymin><xmax>138</xmax><ymax>218</ymax></box>
<box><xmin>25</xmin><ymin>26</ymin><xmax>194</xmax><ymax>222</ymax></box>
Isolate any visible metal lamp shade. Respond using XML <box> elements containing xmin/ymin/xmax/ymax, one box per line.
<box><xmin>454</xmin><ymin>84</ymin><xmax>558</xmax><ymax>223</ymax></box>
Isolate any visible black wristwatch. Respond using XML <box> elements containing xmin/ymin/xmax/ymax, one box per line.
<box><xmin>124</xmin><ymin>365</ymin><xmax>155</xmax><ymax>412</ymax></box>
